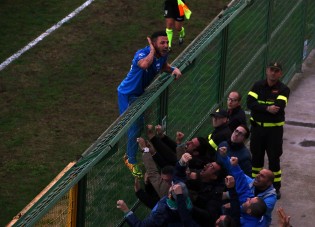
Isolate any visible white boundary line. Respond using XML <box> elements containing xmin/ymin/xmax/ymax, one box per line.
<box><xmin>0</xmin><ymin>0</ymin><xmax>95</xmax><ymax>72</ymax></box>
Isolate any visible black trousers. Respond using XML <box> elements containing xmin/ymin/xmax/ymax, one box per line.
<box><xmin>250</xmin><ymin>125</ymin><xmax>283</xmax><ymax>189</ymax></box>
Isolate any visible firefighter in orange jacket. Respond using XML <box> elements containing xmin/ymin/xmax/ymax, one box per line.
<box><xmin>247</xmin><ymin>62</ymin><xmax>290</xmax><ymax>200</ymax></box>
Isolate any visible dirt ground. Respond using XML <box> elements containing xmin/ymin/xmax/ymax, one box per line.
<box><xmin>270</xmin><ymin>50</ymin><xmax>315</xmax><ymax>226</ymax></box>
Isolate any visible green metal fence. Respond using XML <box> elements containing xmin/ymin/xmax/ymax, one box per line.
<box><xmin>13</xmin><ymin>0</ymin><xmax>315</xmax><ymax>226</ymax></box>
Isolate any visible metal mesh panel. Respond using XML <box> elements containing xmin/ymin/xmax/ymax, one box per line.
<box><xmin>167</xmin><ymin>35</ymin><xmax>223</xmax><ymax>138</ymax></box>
<box><xmin>269</xmin><ymin>0</ymin><xmax>305</xmax><ymax>79</ymax></box>
<box><xmin>13</xmin><ymin>0</ymin><xmax>315</xmax><ymax>226</ymax></box>
<box><xmin>84</xmin><ymin>149</ymin><xmax>134</xmax><ymax>226</ymax></box>
<box><xmin>34</xmin><ymin>194</ymin><xmax>69</xmax><ymax>227</ymax></box>
<box><xmin>225</xmin><ymin>0</ymin><xmax>269</xmax><ymax>87</ymax></box>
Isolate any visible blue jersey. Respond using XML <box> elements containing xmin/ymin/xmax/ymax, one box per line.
<box><xmin>117</xmin><ymin>46</ymin><xmax>168</xmax><ymax>96</ymax></box>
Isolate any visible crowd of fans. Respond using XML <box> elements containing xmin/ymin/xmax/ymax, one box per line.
<box><xmin>117</xmin><ymin>83</ymin><xmax>291</xmax><ymax>226</ymax></box>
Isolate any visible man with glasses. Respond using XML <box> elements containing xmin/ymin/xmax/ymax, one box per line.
<box><xmin>218</xmin><ymin>125</ymin><xmax>252</xmax><ymax>177</ymax></box>
<box><xmin>247</xmin><ymin>62</ymin><xmax>290</xmax><ymax>199</ymax></box>
<box><xmin>227</xmin><ymin>91</ymin><xmax>247</xmax><ymax>132</ymax></box>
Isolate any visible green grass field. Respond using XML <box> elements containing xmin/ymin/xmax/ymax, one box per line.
<box><xmin>0</xmin><ymin>0</ymin><xmax>229</xmax><ymax>225</ymax></box>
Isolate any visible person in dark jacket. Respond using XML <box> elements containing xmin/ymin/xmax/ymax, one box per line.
<box><xmin>174</xmin><ymin>153</ymin><xmax>227</xmax><ymax>227</ymax></box>
<box><xmin>217</xmin><ymin>125</ymin><xmax>252</xmax><ymax>177</ymax></box>
<box><xmin>134</xmin><ymin>177</ymin><xmax>160</xmax><ymax>210</ymax></box>
<box><xmin>208</xmin><ymin>108</ymin><xmax>232</xmax><ymax>158</ymax></box>
<box><xmin>218</xmin><ymin>175</ymin><xmax>240</xmax><ymax>227</ymax></box>
<box><xmin>227</xmin><ymin>91</ymin><xmax>247</xmax><ymax>132</ymax></box>
<box><xmin>247</xmin><ymin>62</ymin><xmax>290</xmax><ymax>199</ymax></box>
<box><xmin>146</xmin><ymin>124</ymin><xmax>214</xmax><ymax>170</ymax></box>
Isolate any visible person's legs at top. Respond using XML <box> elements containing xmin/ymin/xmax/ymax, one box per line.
<box><xmin>164</xmin><ymin>0</ymin><xmax>186</xmax><ymax>49</ymax></box>
<box><xmin>118</xmin><ymin>92</ymin><xmax>143</xmax><ymax>178</ymax></box>
<box><xmin>165</xmin><ymin>18</ymin><xmax>175</xmax><ymax>51</ymax></box>
<box><xmin>164</xmin><ymin>0</ymin><xmax>177</xmax><ymax>50</ymax></box>
<box><xmin>175</xmin><ymin>21</ymin><xmax>185</xmax><ymax>45</ymax></box>
<box><xmin>174</xmin><ymin>0</ymin><xmax>185</xmax><ymax>45</ymax></box>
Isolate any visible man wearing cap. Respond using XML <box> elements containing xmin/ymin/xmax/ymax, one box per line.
<box><xmin>207</xmin><ymin>108</ymin><xmax>232</xmax><ymax>157</ymax></box>
<box><xmin>247</xmin><ymin>62</ymin><xmax>290</xmax><ymax>199</ymax></box>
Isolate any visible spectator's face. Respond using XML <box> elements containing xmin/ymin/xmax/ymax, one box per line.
<box><xmin>212</xmin><ymin>116</ymin><xmax>228</xmax><ymax>128</ymax></box>
<box><xmin>185</xmin><ymin>138</ymin><xmax>200</xmax><ymax>153</ymax></box>
<box><xmin>227</xmin><ymin>92</ymin><xmax>240</xmax><ymax>110</ymax></box>
<box><xmin>161</xmin><ymin>173</ymin><xmax>172</xmax><ymax>185</ymax></box>
<box><xmin>266</xmin><ymin>67</ymin><xmax>282</xmax><ymax>83</ymax></box>
<box><xmin>200</xmin><ymin>162</ymin><xmax>221</xmax><ymax>182</ymax></box>
<box><xmin>153</xmin><ymin>36</ymin><xmax>169</xmax><ymax>57</ymax></box>
<box><xmin>231</xmin><ymin>126</ymin><xmax>246</xmax><ymax>143</ymax></box>
<box><xmin>242</xmin><ymin>197</ymin><xmax>259</xmax><ymax>209</ymax></box>
<box><xmin>253</xmin><ymin>169</ymin><xmax>272</xmax><ymax>189</ymax></box>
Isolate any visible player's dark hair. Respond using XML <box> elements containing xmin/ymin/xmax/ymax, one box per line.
<box><xmin>151</xmin><ymin>31</ymin><xmax>167</xmax><ymax>42</ymax></box>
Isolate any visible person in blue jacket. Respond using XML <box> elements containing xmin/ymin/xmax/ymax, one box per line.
<box><xmin>117</xmin><ymin>30</ymin><xmax>182</xmax><ymax>178</ymax></box>
<box><xmin>217</xmin><ymin>150</ymin><xmax>270</xmax><ymax>227</ymax></box>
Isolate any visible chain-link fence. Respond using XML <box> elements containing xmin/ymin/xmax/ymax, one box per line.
<box><xmin>12</xmin><ymin>0</ymin><xmax>315</xmax><ymax>226</ymax></box>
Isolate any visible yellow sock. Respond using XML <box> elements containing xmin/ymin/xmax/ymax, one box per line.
<box><xmin>166</xmin><ymin>28</ymin><xmax>173</xmax><ymax>47</ymax></box>
<box><xmin>179</xmin><ymin>27</ymin><xmax>185</xmax><ymax>38</ymax></box>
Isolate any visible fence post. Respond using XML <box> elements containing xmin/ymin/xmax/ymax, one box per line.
<box><xmin>218</xmin><ymin>25</ymin><xmax>229</xmax><ymax>104</ymax></box>
<box><xmin>159</xmin><ymin>89</ymin><xmax>169</xmax><ymax>132</ymax></box>
<box><xmin>263</xmin><ymin>0</ymin><xmax>274</xmax><ymax>78</ymax></box>
<box><xmin>297</xmin><ymin>0</ymin><xmax>308</xmax><ymax>71</ymax></box>
<box><xmin>76</xmin><ymin>176</ymin><xmax>87</xmax><ymax>227</ymax></box>
<box><xmin>67</xmin><ymin>184</ymin><xmax>78</xmax><ymax>227</ymax></box>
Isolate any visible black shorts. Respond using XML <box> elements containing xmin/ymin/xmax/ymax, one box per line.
<box><xmin>164</xmin><ymin>0</ymin><xmax>185</xmax><ymax>22</ymax></box>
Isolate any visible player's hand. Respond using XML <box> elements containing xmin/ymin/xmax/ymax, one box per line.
<box><xmin>172</xmin><ymin>67</ymin><xmax>182</xmax><ymax>80</ymax></box>
<box><xmin>147</xmin><ymin>37</ymin><xmax>155</xmax><ymax>54</ymax></box>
